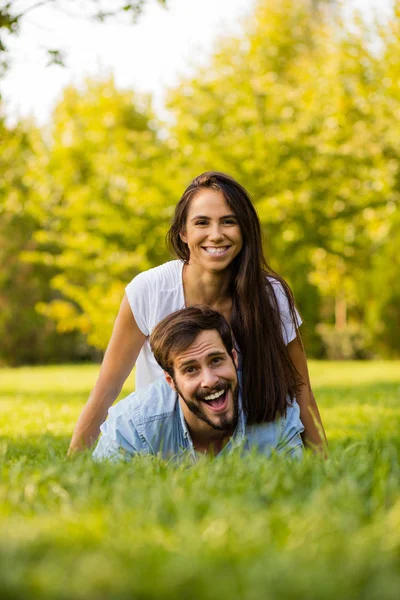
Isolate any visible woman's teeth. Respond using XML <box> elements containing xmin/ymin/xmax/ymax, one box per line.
<box><xmin>203</xmin><ymin>246</ymin><xmax>229</xmax><ymax>255</ymax></box>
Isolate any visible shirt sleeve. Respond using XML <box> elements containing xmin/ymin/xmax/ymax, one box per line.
<box><xmin>269</xmin><ymin>279</ymin><xmax>302</xmax><ymax>345</ymax></box>
<box><xmin>276</xmin><ymin>399</ymin><xmax>304</xmax><ymax>459</ymax></box>
<box><xmin>92</xmin><ymin>394</ymin><xmax>144</xmax><ymax>462</ymax></box>
<box><xmin>125</xmin><ymin>271</ymin><xmax>151</xmax><ymax>336</ymax></box>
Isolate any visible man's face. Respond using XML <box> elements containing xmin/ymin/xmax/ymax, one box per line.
<box><xmin>165</xmin><ymin>329</ymin><xmax>239</xmax><ymax>434</ymax></box>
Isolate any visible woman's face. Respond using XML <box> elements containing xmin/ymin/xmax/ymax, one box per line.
<box><xmin>180</xmin><ymin>188</ymin><xmax>243</xmax><ymax>271</ymax></box>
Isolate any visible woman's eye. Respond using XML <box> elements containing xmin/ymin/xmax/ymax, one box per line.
<box><xmin>195</xmin><ymin>220</ymin><xmax>208</xmax><ymax>226</ymax></box>
<box><xmin>223</xmin><ymin>219</ymin><xmax>237</xmax><ymax>225</ymax></box>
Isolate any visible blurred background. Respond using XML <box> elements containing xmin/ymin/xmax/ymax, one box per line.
<box><xmin>0</xmin><ymin>0</ymin><xmax>399</xmax><ymax>367</ymax></box>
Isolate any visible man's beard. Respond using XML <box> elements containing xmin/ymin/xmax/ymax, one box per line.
<box><xmin>174</xmin><ymin>378</ymin><xmax>240</xmax><ymax>433</ymax></box>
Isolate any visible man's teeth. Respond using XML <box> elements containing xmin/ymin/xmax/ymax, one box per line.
<box><xmin>204</xmin><ymin>389</ymin><xmax>225</xmax><ymax>401</ymax></box>
<box><xmin>204</xmin><ymin>247</ymin><xmax>229</xmax><ymax>255</ymax></box>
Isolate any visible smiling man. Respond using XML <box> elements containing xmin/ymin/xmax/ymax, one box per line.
<box><xmin>92</xmin><ymin>307</ymin><xmax>304</xmax><ymax>462</ymax></box>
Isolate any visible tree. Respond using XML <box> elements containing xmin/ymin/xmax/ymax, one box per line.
<box><xmin>166</xmin><ymin>0</ymin><xmax>399</xmax><ymax>355</ymax></box>
<box><xmin>5</xmin><ymin>0</ymin><xmax>400</xmax><ymax>361</ymax></box>
<box><xmin>0</xmin><ymin>0</ymin><xmax>167</xmax><ymax>72</ymax></box>
<box><xmin>27</xmin><ymin>78</ymin><xmax>172</xmax><ymax>349</ymax></box>
<box><xmin>0</xmin><ymin>113</ymin><xmax>93</xmax><ymax>364</ymax></box>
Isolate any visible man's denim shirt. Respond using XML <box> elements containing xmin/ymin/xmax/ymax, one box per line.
<box><xmin>93</xmin><ymin>377</ymin><xmax>304</xmax><ymax>462</ymax></box>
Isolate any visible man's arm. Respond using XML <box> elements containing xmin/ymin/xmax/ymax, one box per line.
<box><xmin>276</xmin><ymin>399</ymin><xmax>305</xmax><ymax>459</ymax></box>
<box><xmin>92</xmin><ymin>394</ymin><xmax>144</xmax><ymax>461</ymax></box>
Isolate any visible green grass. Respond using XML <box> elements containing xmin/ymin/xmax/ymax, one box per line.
<box><xmin>1</xmin><ymin>361</ymin><xmax>400</xmax><ymax>599</ymax></box>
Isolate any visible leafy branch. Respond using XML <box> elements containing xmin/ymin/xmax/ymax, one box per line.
<box><xmin>0</xmin><ymin>0</ymin><xmax>168</xmax><ymax>71</ymax></box>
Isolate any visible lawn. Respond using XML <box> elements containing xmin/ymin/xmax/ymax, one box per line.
<box><xmin>1</xmin><ymin>361</ymin><xmax>400</xmax><ymax>599</ymax></box>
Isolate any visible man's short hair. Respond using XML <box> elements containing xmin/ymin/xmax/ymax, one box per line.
<box><xmin>150</xmin><ymin>306</ymin><xmax>234</xmax><ymax>376</ymax></box>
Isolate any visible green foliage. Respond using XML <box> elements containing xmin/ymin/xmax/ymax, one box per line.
<box><xmin>1</xmin><ymin>361</ymin><xmax>400</xmax><ymax>598</ymax></box>
<box><xmin>0</xmin><ymin>1</ymin><xmax>168</xmax><ymax>74</ymax></box>
<box><xmin>316</xmin><ymin>323</ymin><xmax>374</xmax><ymax>360</ymax></box>
<box><xmin>2</xmin><ymin>0</ymin><xmax>400</xmax><ymax>362</ymax></box>
<box><xmin>26</xmin><ymin>79</ymin><xmax>173</xmax><ymax>348</ymax></box>
<box><xmin>167</xmin><ymin>0</ymin><xmax>399</xmax><ymax>355</ymax></box>
<box><xmin>0</xmin><ymin>115</ymin><xmax>92</xmax><ymax>365</ymax></box>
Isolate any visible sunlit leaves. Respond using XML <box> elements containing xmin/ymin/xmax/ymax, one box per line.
<box><xmin>2</xmin><ymin>0</ymin><xmax>400</xmax><ymax>361</ymax></box>
<box><xmin>167</xmin><ymin>0</ymin><xmax>399</xmax><ymax>354</ymax></box>
<box><xmin>27</xmin><ymin>78</ymin><xmax>171</xmax><ymax>348</ymax></box>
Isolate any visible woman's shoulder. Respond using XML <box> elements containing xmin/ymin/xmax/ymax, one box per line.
<box><xmin>125</xmin><ymin>260</ymin><xmax>185</xmax><ymax>335</ymax></box>
<box><xmin>265</xmin><ymin>276</ymin><xmax>302</xmax><ymax>342</ymax></box>
<box><xmin>265</xmin><ymin>276</ymin><xmax>287</xmax><ymax>300</ymax></box>
<box><xmin>126</xmin><ymin>260</ymin><xmax>183</xmax><ymax>294</ymax></box>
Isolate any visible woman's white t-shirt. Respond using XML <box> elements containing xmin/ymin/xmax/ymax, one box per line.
<box><xmin>125</xmin><ymin>260</ymin><xmax>302</xmax><ymax>390</ymax></box>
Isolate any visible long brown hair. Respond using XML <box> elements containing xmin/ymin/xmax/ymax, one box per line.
<box><xmin>167</xmin><ymin>171</ymin><xmax>301</xmax><ymax>424</ymax></box>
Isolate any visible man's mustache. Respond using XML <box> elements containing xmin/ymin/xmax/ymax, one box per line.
<box><xmin>194</xmin><ymin>380</ymin><xmax>231</xmax><ymax>402</ymax></box>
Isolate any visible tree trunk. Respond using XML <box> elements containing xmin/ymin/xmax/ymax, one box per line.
<box><xmin>335</xmin><ymin>291</ymin><xmax>347</xmax><ymax>331</ymax></box>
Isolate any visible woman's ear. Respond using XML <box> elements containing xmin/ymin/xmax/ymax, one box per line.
<box><xmin>179</xmin><ymin>230</ymin><xmax>187</xmax><ymax>244</ymax></box>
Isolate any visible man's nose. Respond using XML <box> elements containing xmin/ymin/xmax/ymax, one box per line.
<box><xmin>200</xmin><ymin>368</ymin><xmax>219</xmax><ymax>389</ymax></box>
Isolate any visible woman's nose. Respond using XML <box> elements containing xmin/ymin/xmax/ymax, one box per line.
<box><xmin>208</xmin><ymin>224</ymin><xmax>224</xmax><ymax>241</ymax></box>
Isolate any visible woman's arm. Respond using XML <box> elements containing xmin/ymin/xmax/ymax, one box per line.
<box><xmin>68</xmin><ymin>295</ymin><xmax>146</xmax><ymax>454</ymax></box>
<box><xmin>287</xmin><ymin>335</ymin><xmax>327</xmax><ymax>454</ymax></box>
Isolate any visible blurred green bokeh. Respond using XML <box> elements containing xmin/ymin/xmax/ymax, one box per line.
<box><xmin>1</xmin><ymin>0</ymin><xmax>400</xmax><ymax>365</ymax></box>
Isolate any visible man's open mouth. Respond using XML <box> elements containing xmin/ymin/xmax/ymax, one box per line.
<box><xmin>201</xmin><ymin>388</ymin><xmax>229</xmax><ymax>413</ymax></box>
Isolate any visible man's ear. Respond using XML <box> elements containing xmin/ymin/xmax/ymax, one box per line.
<box><xmin>232</xmin><ymin>348</ymin><xmax>239</xmax><ymax>369</ymax></box>
<box><xmin>164</xmin><ymin>371</ymin><xmax>176</xmax><ymax>391</ymax></box>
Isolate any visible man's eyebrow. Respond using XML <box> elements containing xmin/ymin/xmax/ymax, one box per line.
<box><xmin>189</xmin><ymin>214</ymin><xmax>237</xmax><ymax>223</ymax></box>
<box><xmin>178</xmin><ymin>351</ymin><xmax>226</xmax><ymax>369</ymax></box>
<box><xmin>177</xmin><ymin>358</ymin><xmax>198</xmax><ymax>370</ymax></box>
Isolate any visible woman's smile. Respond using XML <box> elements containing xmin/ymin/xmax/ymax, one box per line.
<box><xmin>202</xmin><ymin>245</ymin><xmax>232</xmax><ymax>257</ymax></box>
<box><xmin>180</xmin><ymin>188</ymin><xmax>243</xmax><ymax>270</ymax></box>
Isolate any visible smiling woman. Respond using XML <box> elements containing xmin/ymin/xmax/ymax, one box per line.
<box><xmin>69</xmin><ymin>171</ymin><xmax>326</xmax><ymax>454</ymax></box>
<box><xmin>180</xmin><ymin>188</ymin><xmax>243</xmax><ymax>269</ymax></box>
